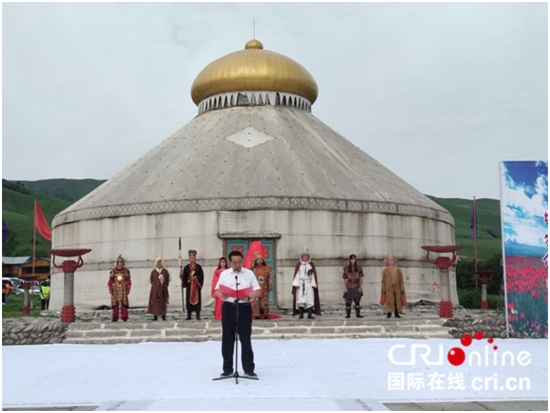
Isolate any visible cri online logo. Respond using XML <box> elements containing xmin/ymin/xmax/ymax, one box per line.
<box><xmin>389</xmin><ymin>331</ymin><xmax>532</xmax><ymax>367</ymax></box>
<box><xmin>448</xmin><ymin>331</ymin><xmax>494</xmax><ymax>366</ymax></box>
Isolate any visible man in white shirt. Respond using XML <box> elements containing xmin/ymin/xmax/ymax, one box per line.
<box><xmin>215</xmin><ymin>250</ymin><xmax>261</xmax><ymax>378</ymax></box>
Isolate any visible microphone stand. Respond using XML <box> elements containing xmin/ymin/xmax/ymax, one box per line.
<box><xmin>213</xmin><ymin>269</ymin><xmax>259</xmax><ymax>384</ymax></box>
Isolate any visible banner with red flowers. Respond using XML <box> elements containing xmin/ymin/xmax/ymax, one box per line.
<box><xmin>500</xmin><ymin>161</ymin><xmax>548</xmax><ymax>338</ymax></box>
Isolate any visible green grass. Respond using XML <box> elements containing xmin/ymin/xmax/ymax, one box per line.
<box><xmin>2</xmin><ymin>294</ymin><xmax>44</xmax><ymax>318</ymax></box>
<box><xmin>2</xmin><ymin>183</ymin><xmax>72</xmax><ymax>257</ymax></box>
<box><xmin>19</xmin><ymin>178</ymin><xmax>105</xmax><ymax>202</ymax></box>
<box><xmin>428</xmin><ymin>196</ymin><xmax>501</xmax><ymax>260</ymax></box>
<box><xmin>2</xmin><ymin>178</ymin><xmax>502</xmax><ymax>262</ymax></box>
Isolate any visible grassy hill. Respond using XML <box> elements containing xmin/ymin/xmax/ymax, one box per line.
<box><xmin>2</xmin><ymin>180</ymin><xmax>72</xmax><ymax>257</ymax></box>
<box><xmin>2</xmin><ymin>179</ymin><xmax>502</xmax><ymax>261</ymax></box>
<box><xmin>19</xmin><ymin>178</ymin><xmax>105</xmax><ymax>202</ymax></box>
<box><xmin>428</xmin><ymin>196</ymin><xmax>502</xmax><ymax>260</ymax></box>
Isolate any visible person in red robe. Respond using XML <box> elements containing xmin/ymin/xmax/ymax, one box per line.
<box><xmin>211</xmin><ymin>257</ymin><xmax>227</xmax><ymax>321</ymax></box>
<box><xmin>108</xmin><ymin>254</ymin><xmax>131</xmax><ymax>322</ymax></box>
<box><xmin>180</xmin><ymin>250</ymin><xmax>204</xmax><ymax>320</ymax></box>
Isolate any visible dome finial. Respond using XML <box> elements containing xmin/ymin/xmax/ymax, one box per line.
<box><xmin>245</xmin><ymin>39</ymin><xmax>263</xmax><ymax>50</ymax></box>
<box><xmin>191</xmin><ymin>40</ymin><xmax>318</xmax><ymax>105</ymax></box>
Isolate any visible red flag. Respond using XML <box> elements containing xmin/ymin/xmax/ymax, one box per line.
<box><xmin>243</xmin><ymin>240</ymin><xmax>264</xmax><ymax>269</ymax></box>
<box><xmin>34</xmin><ymin>200</ymin><xmax>52</xmax><ymax>241</ymax></box>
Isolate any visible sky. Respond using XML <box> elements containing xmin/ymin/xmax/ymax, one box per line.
<box><xmin>2</xmin><ymin>2</ymin><xmax>548</xmax><ymax>199</ymax></box>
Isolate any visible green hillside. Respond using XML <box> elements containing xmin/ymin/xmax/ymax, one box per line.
<box><xmin>2</xmin><ymin>178</ymin><xmax>503</xmax><ymax>261</ymax></box>
<box><xmin>19</xmin><ymin>178</ymin><xmax>105</xmax><ymax>202</ymax></box>
<box><xmin>2</xmin><ymin>180</ymin><xmax>72</xmax><ymax>257</ymax></box>
<box><xmin>428</xmin><ymin>196</ymin><xmax>501</xmax><ymax>260</ymax></box>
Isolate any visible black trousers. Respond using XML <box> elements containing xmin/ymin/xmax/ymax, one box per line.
<box><xmin>221</xmin><ymin>302</ymin><xmax>255</xmax><ymax>374</ymax></box>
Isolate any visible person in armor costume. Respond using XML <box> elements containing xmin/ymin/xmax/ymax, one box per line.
<box><xmin>250</xmin><ymin>252</ymin><xmax>273</xmax><ymax>319</ymax></box>
<box><xmin>343</xmin><ymin>254</ymin><xmax>364</xmax><ymax>318</ymax></box>
<box><xmin>108</xmin><ymin>254</ymin><xmax>131</xmax><ymax>322</ymax></box>
<box><xmin>180</xmin><ymin>249</ymin><xmax>204</xmax><ymax>320</ymax></box>
<box><xmin>292</xmin><ymin>247</ymin><xmax>321</xmax><ymax>319</ymax></box>
<box><xmin>148</xmin><ymin>257</ymin><xmax>170</xmax><ymax>321</ymax></box>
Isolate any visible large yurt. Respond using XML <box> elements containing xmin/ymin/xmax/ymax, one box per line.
<box><xmin>50</xmin><ymin>39</ymin><xmax>456</xmax><ymax>311</ymax></box>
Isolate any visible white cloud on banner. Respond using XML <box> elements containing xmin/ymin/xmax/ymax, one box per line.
<box><xmin>502</xmin><ymin>163</ymin><xmax>548</xmax><ymax>248</ymax></box>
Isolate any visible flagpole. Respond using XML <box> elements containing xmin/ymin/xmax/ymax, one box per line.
<box><xmin>32</xmin><ymin>200</ymin><xmax>37</xmax><ymax>308</ymax></box>
<box><xmin>474</xmin><ymin>196</ymin><xmax>478</xmax><ymax>290</ymax></box>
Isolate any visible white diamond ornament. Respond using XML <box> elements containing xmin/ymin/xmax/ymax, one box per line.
<box><xmin>225</xmin><ymin>126</ymin><xmax>274</xmax><ymax>149</ymax></box>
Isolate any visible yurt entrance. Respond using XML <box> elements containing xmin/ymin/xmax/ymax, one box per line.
<box><xmin>224</xmin><ymin>238</ymin><xmax>276</xmax><ymax>306</ymax></box>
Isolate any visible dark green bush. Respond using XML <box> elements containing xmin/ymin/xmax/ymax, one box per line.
<box><xmin>458</xmin><ymin>288</ymin><xmax>498</xmax><ymax>309</ymax></box>
<box><xmin>456</xmin><ymin>254</ymin><xmax>503</xmax><ymax>296</ymax></box>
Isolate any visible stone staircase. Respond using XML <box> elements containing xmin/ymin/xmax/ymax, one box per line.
<box><xmin>63</xmin><ymin>316</ymin><xmax>452</xmax><ymax>344</ymax></box>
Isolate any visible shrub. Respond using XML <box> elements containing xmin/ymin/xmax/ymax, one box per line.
<box><xmin>458</xmin><ymin>288</ymin><xmax>498</xmax><ymax>309</ymax></box>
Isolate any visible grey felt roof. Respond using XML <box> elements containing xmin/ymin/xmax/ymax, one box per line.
<box><xmin>53</xmin><ymin>106</ymin><xmax>452</xmax><ymax>227</ymax></box>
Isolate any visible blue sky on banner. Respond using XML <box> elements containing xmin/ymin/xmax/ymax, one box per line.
<box><xmin>501</xmin><ymin>161</ymin><xmax>548</xmax><ymax>257</ymax></box>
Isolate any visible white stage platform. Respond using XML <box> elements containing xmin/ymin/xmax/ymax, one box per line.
<box><xmin>2</xmin><ymin>338</ymin><xmax>547</xmax><ymax>411</ymax></box>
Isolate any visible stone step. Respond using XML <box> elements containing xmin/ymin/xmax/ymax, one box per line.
<box><xmin>63</xmin><ymin>329</ymin><xmax>451</xmax><ymax>344</ymax></box>
<box><xmin>66</xmin><ymin>317</ymin><xmax>445</xmax><ymax>330</ymax></box>
<box><xmin>63</xmin><ymin>317</ymin><xmax>452</xmax><ymax>344</ymax></box>
<box><xmin>65</xmin><ymin>325</ymin><xmax>447</xmax><ymax>336</ymax></box>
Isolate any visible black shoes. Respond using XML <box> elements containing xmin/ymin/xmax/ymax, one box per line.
<box><xmin>112</xmin><ymin>319</ymin><xmax>118</xmax><ymax>322</ymax></box>
<box><xmin>153</xmin><ymin>315</ymin><xmax>158</xmax><ymax>321</ymax></box>
<box><xmin>386</xmin><ymin>313</ymin><xmax>392</xmax><ymax>318</ymax></box>
<box><xmin>122</xmin><ymin>318</ymin><xmax>128</xmax><ymax>322</ymax></box>
<box><xmin>345</xmin><ymin>304</ymin><xmax>351</xmax><ymax>318</ymax></box>
<box><xmin>220</xmin><ymin>371</ymin><xmax>233</xmax><ymax>378</ymax></box>
<box><xmin>162</xmin><ymin>315</ymin><xmax>166</xmax><ymax>321</ymax></box>
<box><xmin>394</xmin><ymin>306</ymin><xmax>401</xmax><ymax>318</ymax></box>
<box><xmin>244</xmin><ymin>371</ymin><xmax>258</xmax><ymax>378</ymax></box>
<box><xmin>355</xmin><ymin>304</ymin><xmax>363</xmax><ymax>318</ymax></box>
<box><xmin>297</xmin><ymin>307</ymin><xmax>315</xmax><ymax>319</ymax></box>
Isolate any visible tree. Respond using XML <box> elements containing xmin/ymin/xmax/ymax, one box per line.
<box><xmin>2</xmin><ymin>230</ymin><xmax>20</xmax><ymax>257</ymax></box>
<box><xmin>456</xmin><ymin>253</ymin><xmax>503</xmax><ymax>295</ymax></box>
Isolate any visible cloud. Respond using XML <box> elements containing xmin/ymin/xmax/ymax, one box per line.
<box><xmin>502</xmin><ymin>162</ymin><xmax>548</xmax><ymax>248</ymax></box>
<box><xmin>2</xmin><ymin>3</ymin><xmax>548</xmax><ymax>200</ymax></box>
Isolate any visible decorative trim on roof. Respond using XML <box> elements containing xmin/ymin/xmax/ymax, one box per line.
<box><xmin>52</xmin><ymin>196</ymin><xmax>454</xmax><ymax>228</ymax></box>
<box><xmin>197</xmin><ymin>91</ymin><xmax>312</xmax><ymax>115</ymax></box>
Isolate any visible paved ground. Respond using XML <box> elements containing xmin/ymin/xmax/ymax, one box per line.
<box><xmin>2</xmin><ymin>338</ymin><xmax>547</xmax><ymax>411</ymax></box>
<box><xmin>385</xmin><ymin>401</ymin><xmax>548</xmax><ymax>411</ymax></box>
<box><xmin>4</xmin><ymin>400</ymin><xmax>548</xmax><ymax>411</ymax></box>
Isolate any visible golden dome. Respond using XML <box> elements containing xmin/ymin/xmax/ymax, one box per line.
<box><xmin>191</xmin><ymin>39</ymin><xmax>318</xmax><ymax>105</ymax></box>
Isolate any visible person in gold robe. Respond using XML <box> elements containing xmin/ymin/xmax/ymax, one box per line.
<box><xmin>380</xmin><ymin>253</ymin><xmax>406</xmax><ymax>318</ymax></box>
<box><xmin>250</xmin><ymin>252</ymin><xmax>273</xmax><ymax>319</ymax></box>
<box><xmin>147</xmin><ymin>257</ymin><xmax>170</xmax><ymax>321</ymax></box>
